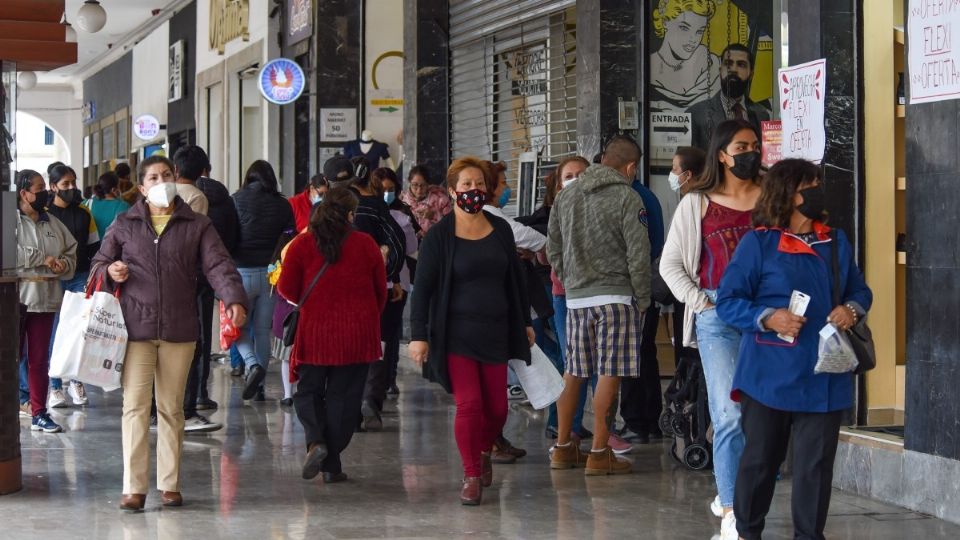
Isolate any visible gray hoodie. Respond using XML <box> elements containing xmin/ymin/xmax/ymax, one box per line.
<box><xmin>547</xmin><ymin>164</ymin><xmax>651</xmax><ymax>306</ymax></box>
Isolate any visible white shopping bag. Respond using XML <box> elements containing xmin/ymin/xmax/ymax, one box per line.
<box><xmin>508</xmin><ymin>344</ymin><xmax>565</xmax><ymax>410</ymax></box>
<box><xmin>49</xmin><ymin>285</ymin><xmax>127</xmax><ymax>391</ymax></box>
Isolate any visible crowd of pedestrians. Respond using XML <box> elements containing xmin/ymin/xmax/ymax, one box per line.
<box><xmin>15</xmin><ymin>119</ymin><xmax>872</xmax><ymax>539</ymax></box>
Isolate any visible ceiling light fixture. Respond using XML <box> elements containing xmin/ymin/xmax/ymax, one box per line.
<box><xmin>76</xmin><ymin>0</ymin><xmax>107</xmax><ymax>34</ymax></box>
<box><xmin>17</xmin><ymin>71</ymin><xmax>38</xmax><ymax>90</ymax></box>
<box><xmin>61</xmin><ymin>13</ymin><xmax>78</xmax><ymax>43</ymax></box>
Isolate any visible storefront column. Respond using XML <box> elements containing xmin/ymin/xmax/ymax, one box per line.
<box><xmin>315</xmin><ymin>0</ymin><xmax>362</xmax><ymax>166</ymax></box>
<box><xmin>402</xmin><ymin>0</ymin><xmax>448</xmax><ymax>184</ymax></box>
<box><xmin>575</xmin><ymin>0</ymin><xmax>643</xmax><ymax>157</ymax></box>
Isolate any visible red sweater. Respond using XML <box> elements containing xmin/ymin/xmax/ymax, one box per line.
<box><xmin>289</xmin><ymin>191</ymin><xmax>313</xmax><ymax>232</ymax></box>
<box><xmin>277</xmin><ymin>231</ymin><xmax>387</xmax><ymax>380</ymax></box>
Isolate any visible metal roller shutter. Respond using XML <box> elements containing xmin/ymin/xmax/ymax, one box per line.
<box><xmin>449</xmin><ymin>0</ymin><xmax>577</xmax><ymax>215</ymax></box>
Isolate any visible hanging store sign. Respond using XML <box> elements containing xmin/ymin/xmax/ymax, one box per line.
<box><xmin>286</xmin><ymin>0</ymin><xmax>312</xmax><ymax>46</ymax></box>
<box><xmin>209</xmin><ymin>0</ymin><xmax>250</xmax><ymax>55</ymax></box>
<box><xmin>907</xmin><ymin>0</ymin><xmax>960</xmax><ymax>104</ymax></box>
<box><xmin>168</xmin><ymin>40</ymin><xmax>185</xmax><ymax>103</ymax></box>
<box><xmin>320</xmin><ymin>108</ymin><xmax>357</xmax><ymax>142</ymax></box>
<box><xmin>258</xmin><ymin>58</ymin><xmax>306</xmax><ymax>105</ymax></box>
<box><xmin>81</xmin><ymin>101</ymin><xmax>96</xmax><ymax>124</ymax></box>
<box><xmin>778</xmin><ymin>58</ymin><xmax>827</xmax><ymax>163</ymax></box>
<box><xmin>133</xmin><ymin>115</ymin><xmax>161</xmax><ymax>141</ymax></box>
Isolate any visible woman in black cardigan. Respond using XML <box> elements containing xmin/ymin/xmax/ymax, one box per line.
<box><xmin>409</xmin><ymin>157</ymin><xmax>534</xmax><ymax>506</ymax></box>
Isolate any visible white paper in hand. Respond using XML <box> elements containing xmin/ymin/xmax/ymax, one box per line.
<box><xmin>508</xmin><ymin>344</ymin><xmax>565</xmax><ymax>410</ymax></box>
<box><xmin>778</xmin><ymin>290</ymin><xmax>810</xmax><ymax>343</ymax></box>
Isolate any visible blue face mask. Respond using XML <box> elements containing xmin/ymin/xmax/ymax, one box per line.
<box><xmin>383</xmin><ymin>191</ymin><xmax>396</xmax><ymax>205</ymax></box>
<box><xmin>312</xmin><ymin>196</ymin><xmax>323</xmax><ymax>207</ymax></box>
<box><xmin>498</xmin><ymin>186</ymin><xmax>512</xmax><ymax>208</ymax></box>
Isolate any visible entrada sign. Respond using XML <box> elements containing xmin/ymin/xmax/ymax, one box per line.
<box><xmin>209</xmin><ymin>0</ymin><xmax>250</xmax><ymax>55</ymax></box>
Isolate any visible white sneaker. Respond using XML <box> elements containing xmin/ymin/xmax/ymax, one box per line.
<box><xmin>184</xmin><ymin>415</ymin><xmax>223</xmax><ymax>433</ymax></box>
<box><xmin>720</xmin><ymin>511</ymin><xmax>738</xmax><ymax>540</ymax></box>
<box><xmin>68</xmin><ymin>381</ymin><xmax>88</xmax><ymax>406</ymax></box>
<box><xmin>711</xmin><ymin>495</ymin><xmax>724</xmax><ymax>518</ymax></box>
<box><xmin>48</xmin><ymin>389</ymin><xmax>68</xmax><ymax>408</ymax></box>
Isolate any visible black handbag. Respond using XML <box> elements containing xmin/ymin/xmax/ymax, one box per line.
<box><xmin>282</xmin><ymin>262</ymin><xmax>330</xmax><ymax>347</ymax></box>
<box><xmin>830</xmin><ymin>231</ymin><xmax>876</xmax><ymax>374</ymax></box>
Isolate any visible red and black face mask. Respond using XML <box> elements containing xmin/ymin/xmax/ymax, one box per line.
<box><xmin>455</xmin><ymin>189</ymin><xmax>486</xmax><ymax>214</ymax></box>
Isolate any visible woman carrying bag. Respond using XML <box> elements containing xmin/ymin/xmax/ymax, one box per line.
<box><xmin>408</xmin><ymin>157</ymin><xmax>534</xmax><ymax>506</ymax></box>
<box><xmin>716</xmin><ymin>158</ymin><xmax>872</xmax><ymax>540</ymax></box>
<box><xmin>90</xmin><ymin>156</ymin><xmax>247</xmax><ymax>511</ymax></box>
<box><xmin>277</xmin><ymin>187</ymin><xmax>387</xmax><ymax>483</ymax></box>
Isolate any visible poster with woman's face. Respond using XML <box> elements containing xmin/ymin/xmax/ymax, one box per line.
<box><xmin>650</xmin><ymin>0</ymin><xmax>774</xmax><ymax>113</ymax></box>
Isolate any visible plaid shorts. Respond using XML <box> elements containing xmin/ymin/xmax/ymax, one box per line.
<box><xmin>565</xmin><ymin>302</ymin><xmax>643</xmax><ymax>378</ymax></box>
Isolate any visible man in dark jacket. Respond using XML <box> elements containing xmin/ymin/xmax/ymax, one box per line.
<box><xmin>173</xmin><ymin>145</ymin><xmax>239</xmax><ymax>432</ymax></box>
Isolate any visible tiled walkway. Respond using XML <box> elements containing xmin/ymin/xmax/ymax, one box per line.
<box><xmin>6</xmin><ymin>359</ymin><xmax>958</xmax><ymax>539</ymax></box>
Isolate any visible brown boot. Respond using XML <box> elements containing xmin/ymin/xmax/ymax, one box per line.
<box><xmin>493</xmin><ymin>435</ymin><xmax>527</xmax><ymax>459</ymax></box>
<box><xmin>119</xmin><ymin>493</ymin><xmax>146</xmax><ymax>511</ymax></box>
<box><xmin>550</xmin><ymin>442</ymin><xmax>586</xmax><ymax>469</ymax></box>
<box><xmin>460</xmin><ymin>477</ymin><xmax>482</xmax><ymax>505</ymax></box>
<box><xmin>481</xmin><ymin>452</ymin><xmax>493</xmax><ymax>487</ymax></box>
<box><xmin>160</xmin><ymin>491</ymin><xmax>182</xmax><ymax>507</ymax></box>
<box><xmin>584</xmin><ymin>446</ymin><xmax>632</xmax><ymax>476</ymax></box>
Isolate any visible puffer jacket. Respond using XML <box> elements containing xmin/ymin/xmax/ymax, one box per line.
<box><xmin>196</xmin><ymin>176</ymin><xmax>240</xmax><ymax>255</ymax></box>
<box><xmin>90</xmin><ymin>197</ymin><xmax>248</xmax><ymax>342</ymax></box>
<box><xmin>546</xmin><ymin>164</ymin><xmax>651</xmax><ymax>307</ymax></box>
<box><xmin>17</xmin><ymin>212</ymin><xmax>78</xmax><ymax>312</ymax></box>
<box><xmin>232</xmin><ymin>181</ymin><xmax>296</xmax><ymax>268</ymax></box>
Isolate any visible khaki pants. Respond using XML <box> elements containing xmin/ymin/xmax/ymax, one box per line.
<box><xmin>122</xmin><ymin>340</ymin><xmax>196</xmax><ymax>494</ymax></box>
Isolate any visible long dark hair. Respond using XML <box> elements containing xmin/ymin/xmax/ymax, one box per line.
<box><xmin>687</xmin><ymin>118</ymin><xmax>760</xmax><ymax>193</ymax></box>
<box><xmin>407</xmin><ymin>165</ymin><xmax>431</xmax><ymax>185</ymax></box>
<box><xmin>752</xmin><ymin>159</ymin><xmax>822</xmax><ymax>228</ymax></box>
<box><xmin>242</xmin><ymin>160</ymin><xmax>279</xmax><ymax>193</ymax></box>
<box><xmin>49</xmin><ymin>164</ymin><xmax>77</xmax><ymax>188</ymax></box>
<box><xmin>94</xmin><ymin>172</ymin><xmax>120</xmax><ymax>199</ymax></box>
<box><xmin>16</xmin><ymin>169</ymin><xmax>42</xmax><ymax>192</ymax></box>
<box><xmin>310</xmin><ymin>187</ymin><xmax>358</xmax><ymax>264</ymax></box>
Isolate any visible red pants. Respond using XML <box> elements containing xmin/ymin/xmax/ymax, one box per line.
<box><xmin>448</xmin><ymin>354</ymin><xmax>508</xmax><ymax>477</ymax></box>
<box><xmin>20</xmin><ymin>311</ymin><xmax>55</xmax><ymax>416</ymax></box>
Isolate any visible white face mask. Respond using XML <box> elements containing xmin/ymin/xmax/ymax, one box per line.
<box><xmin>147</xmin><ymin>182</ymin><xmax>178</xmax><ymax>208</ymax></box>
<box><xmin>561</xmin><ymin>176</ymin><xmax>578</xmax><ymax>188</ymax></box>
<box><xmin>668</xmin><ymin>171</ymin><xmax>687</xmax><ymax>193</ymax></box>
<box><xmin>310</xmin><ymin>193</ymin><xmax>322</xmax><ymax>204</ymax></box>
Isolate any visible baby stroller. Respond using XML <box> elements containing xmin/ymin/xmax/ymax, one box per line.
<box><xmin>659</xmin><ymin>351</ymin><xmax>713</xmax><ymax>470</ymax></box>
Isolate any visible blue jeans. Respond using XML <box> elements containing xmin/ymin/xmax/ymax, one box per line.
<box><xmin>21</xmin><ymin>271</ymin><xmax>89</xmax><ymax>398</ymax></box>
<box><xmin>235</xmin><ymin>267</ymin><xmax>276</xmax><ymax>371</ymax></box>
<box><xmin>230</xmin><ymin>344</ymin><xmax>243</xmax><ymax>369</ymax></box>
<box><xmin>695</xmin><ymin>289</ymin><xmax>745</xmax><ymax>508</ymax></box>
<box><xmin>546</xmin><ymin>295</ymin><xmax>594</xmax><ymax>433</ymax></box>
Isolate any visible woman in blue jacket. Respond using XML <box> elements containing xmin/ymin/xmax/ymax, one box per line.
<box><xmin>716</xmin><ymin>159</ymin><xmax>872</xmax><ymax>540</ymax></box>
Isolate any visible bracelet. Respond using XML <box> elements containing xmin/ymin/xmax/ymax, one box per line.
<box><xmin>844</xmin><ymin>303</ymin><xmax>859</xmax><ymax>323</ymax></box>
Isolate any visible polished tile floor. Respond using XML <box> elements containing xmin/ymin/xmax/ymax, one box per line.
<box><xmin>6</xmin><ymin>359</ymin><xmax>959</xmax><ymax>540</ymax></box>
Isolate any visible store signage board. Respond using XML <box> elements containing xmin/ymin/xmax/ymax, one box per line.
<box><xmin>258</xmin><ymin>58</ymin><xmax>306</xmax><ymax>105</ymax></box>
<box><xmin>209</xmin><ymin>0</ymin><xmax>250</xmax><ymax>54</ymax></box>
<box><xmin>286</xmin><ymin>0</ymin><xmax>312</xmax><ymax>46</ymax></box>
<box><xmin>369</xmin><ymin>88</ymin><xmax>403</xmax><ymax>117</ymax></box>
<box><xmin>907</xmin><ymin>0</ymin><xmax>960</xmax><ymax>104</ymax></box>
<box><xmin>169</xmin><ymin>40</ymin><xmax>184</xmax><ymax>103</ymax></box>
<box><xmin>778</xmin><ymin>58</ymin><xmax>827</xmax><ymax>163</ymax></box>
<box><xmin>133</xmin><ymin>115</ymin><xmax>161</xmax><ymax>141</ymax></box>
<box><xmin>320</xmin><ymin>108</ymin><xmax>357</xmax><ymax>142</ymax></box>
<box><xmin>650</xmin><ymin>112</ymin><xmax>692</xmax><ymax>162</ymax></box>
<box><xmin>761</xmin><ymin>120</ymin><xmax>783</xmax><ymax>168</ymax></box>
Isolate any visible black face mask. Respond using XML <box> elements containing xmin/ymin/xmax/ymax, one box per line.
<box><xmin>28</xmin><ymin>190</ymin><xmax>49</xmax><ymax>213</ymax></box>
<box><xmin>57</xmin><ymin>188</ymin><xmax>82</xmax><ymax>206</ymax></box>
<box><xmin>721</xmin><ymin>74</ymin><xmax>749</xmax><ymax>99</ymax></box>
<box><xmin>797</xmin><ymin>186</ymin><xmax>827</xmax><ymax>221</ymax></box>
<box><xmin>728</xmin><ymin>151</ymin><xmax>761</xmax><ymax>180</ymax></box>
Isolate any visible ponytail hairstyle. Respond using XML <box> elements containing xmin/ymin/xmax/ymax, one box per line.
<box><xmin>309</xmin><ymin>186</ymin><xmax>359</xmax><ymax>264</ymax></box>
<box><xmin>93</xmin><ymin>171</ymin><xmax>120</xmax><ymax>199</ymax></box>
<box><xmin>16</xmin><ymin>169</ymin><xmax>43</xmax><ymax>192</ymax></box>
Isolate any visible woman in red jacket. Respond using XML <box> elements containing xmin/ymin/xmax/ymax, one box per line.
<box><xmin>278</xmin><ymin>187</ymin><xmax>387</xmax><ymax>483</ymax></box>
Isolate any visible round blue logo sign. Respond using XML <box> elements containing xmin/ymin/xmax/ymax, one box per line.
<box><xmin>258</xmin><ymin>58</ymin><xmax>306</xmax><ymax>105</ymax></box>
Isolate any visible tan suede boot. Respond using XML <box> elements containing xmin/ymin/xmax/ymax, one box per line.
<box><xmin>550</xmin><ymin>442</ymin><xmax>587</xmax><ymax>469</ymax></box>
<box><xmin>584</xmin><ymin>446</ymin><xmax>632</xmax><ymax>476</ymax></box>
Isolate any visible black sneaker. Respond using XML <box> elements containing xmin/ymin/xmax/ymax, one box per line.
<box><xmin>361</xmin><ymin>401</ymin><xmax>382</xmax><ymax>431</ymax></box>
<box><xmin>196</xmin><ymin>397</ymin><xmax>218</xmax><ymax>411</ymax></box>
<box><xmin>254</xmin><ymin>386</ymin><xmax>266</xmax><ymax>402</ymax></box>
<box><xmin>242</xmin><ymin>365</ymin><xmax>266</xmax><ymax>400</ymax></box>
<box><xmin>184</xmin><ymin>414</ymin><xmax>223</xmax><ymax>433</ymax></box>
<box><xmin>230</xmin><ymin>366</ymin><xmax>245</xmax><ymax>377</ymax></box>
<box><xmin>386</xmin><ymin>384</ymin><xmax>400</xmax><ymax>396</ymax></box>
<box><xmin>31</xmin><ymin>413</ymin><xmax>63</xmax><ymax>433</ymax></box>
<box><xmin>280</xmin><ymin>398</ymin><xmax>294</xmax><ymax>407</ymax></box>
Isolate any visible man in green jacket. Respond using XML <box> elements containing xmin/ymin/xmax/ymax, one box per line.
<box><xmin>546</xmin><ymin>135</ymin><xmax>651</xmax><ymax>475</ymax></box>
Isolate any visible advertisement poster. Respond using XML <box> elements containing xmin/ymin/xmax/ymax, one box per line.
<box><xmin>778</xmin><ymin>58</ymin><xmax>826</xmax><ymax>163</ymax></box>
<box><xmin>907</xmin><ymin>0</ymin><xmax>960</xmax><ymax>104</ymax></box>
<box><xmin>648</xmin><ymin>0</ymin><xmax>775</xmax><ymax>159</ymax></box>
<box><xmin>761</xmin><ymin>119</ymin><xmax>782</xmax><ymax>167</ymax></box>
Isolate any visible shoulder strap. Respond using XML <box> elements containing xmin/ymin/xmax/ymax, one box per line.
<box><xmin>296</xmin><ymin>262</ymin><xmax>330</xmax><ymax>309</ymax></box>
<box><xmin>830</xmin><ymin>230</ymin><xmax>841</xmax><ymax>307</ymax></box>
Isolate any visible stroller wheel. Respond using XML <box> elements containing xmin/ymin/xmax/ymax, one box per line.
<box><xmin>659</xmin><ymin>410</ymin><xmax>676</xmax><ymax>436</ymax></box>
<box><xmin>671</xmin><ymin>415</ymin><xmax>689</xmax><ymax>437</ymax></box>
<box><xmin>683</xmin><ymin>444</ymin><xmax>711</xmax><ymax>470</ymax></box>
<box><xmin>668</xmin><ymin>440</ymin><xmax>684</xmax><ymax>466</ymax></box>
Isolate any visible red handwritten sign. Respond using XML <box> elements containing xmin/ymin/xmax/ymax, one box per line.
<box><xmin>908</xmin><ymin>0</ymin><xmax>960</xmax><ymax>103</ymax></box>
